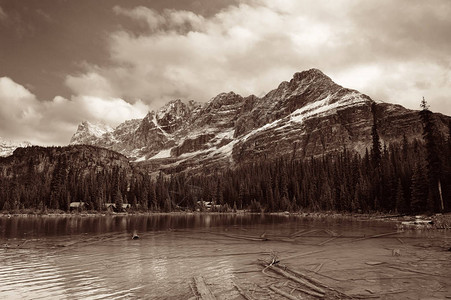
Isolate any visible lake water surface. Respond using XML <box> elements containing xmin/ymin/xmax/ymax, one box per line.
<box><xmin>0</xmin><ymin>214</ymin><xmax>450</xmax><ymax>299</ymax></box>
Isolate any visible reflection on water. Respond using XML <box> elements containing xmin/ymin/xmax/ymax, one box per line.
<box><xmin>0</xmin><ymin>214</ymin><xmax>449</xmax><ymax>299</ymax></box>
<box><xmin>0</xmin><ymin>214</ymin><xmax>289</xmax><ymax>238</ymax></box>
<box><xmin>0</xmin><ymin>213</ymin><xmax>403</xmax><ymax>239</ymax></box>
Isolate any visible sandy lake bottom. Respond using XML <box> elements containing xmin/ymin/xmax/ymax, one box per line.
<box><xmin>0</xmin><ymin>214</ymin><xmax>450</xmax><ymax>299</ymax></box>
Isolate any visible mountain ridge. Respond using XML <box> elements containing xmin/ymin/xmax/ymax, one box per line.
<box><xmin>68</xmin><ymin>68</ymin><xmax>450</xmax><ymax>174</ymax></box>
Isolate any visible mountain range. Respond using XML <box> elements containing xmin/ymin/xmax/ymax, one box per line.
<box><xmin>2</xmin><ymin>68</ymin><xmax>451</xmax><ymax>214</ymax></box>
<box><xmin>68</xmin><ymin>68</ymin><xmax>450</xmax><ymax>174</ymax></box>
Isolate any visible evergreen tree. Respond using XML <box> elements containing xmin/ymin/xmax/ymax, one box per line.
<box><xmin>114</xmin><ymin>187</ymin><xmax>123</xmax><ymax>212</ymax></box>
<box><xmin>419</xmin><ymin>97</ymin><xmax>444</xmax><ymax>211</ymax></box>
<box><xmin>2</xmin><ymin>199</ymin><xmax>11</xmax><ymax>212</ymax></box>
<box><xmin>410</xmin><ymin>163</ymin><xmax>428</xmax><ymax>213</ymax></box>
<box><xmin>395</xmin><ymin>179</ymin><xmax>407</xmax><ymax>213</ymax></box>
<box><xmin>371</xmin><ymin>103</ymin><xmax>382</xmax><ymax>166</ymax></box>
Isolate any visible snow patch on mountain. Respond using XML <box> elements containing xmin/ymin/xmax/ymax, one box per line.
<box><xmin>209</xmin><ymin>139</ymin><xmax>238</xmax><ymax>158</ymax></box>
<box><xmin>241</xmin><ymin>118</ymin><xmax>284</xmax><ymax>142</ymax></box>
<box><xmin>148</xmin><ymin>148</ymin><xmax>172</xmax><ymax>160</ymax></box>
<box><xmin>84</xmin><ymin>121</ymin><xmax>113</xmax><ymax>137</ymax></box>
<box><xmin>152</xmin><ymin>113</ymin><xmax>171</xmax><ymax>137</ymax></box>
<box><xmin>290</xmin><ymin>92</ymin><xmax>368</xmax><ymax>124</ymax></box>
<box><xmin>213</xmin><ymin>129</ymin><xmax>235</xmax><ymax>141</ymax></box>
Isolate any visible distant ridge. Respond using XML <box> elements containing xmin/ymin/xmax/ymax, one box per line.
<box><xmin>0</xmin><ymin>137</ymin><xmax>31</xmax><ymax>157</ymax></box>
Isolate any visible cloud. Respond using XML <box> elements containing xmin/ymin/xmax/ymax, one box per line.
<box><xmin>69</xmin><ymin>3</ymin><xmax>306</xmax><ymax>108</ymax></box>
<box><xmin>0</xmin><ymin>6</ymin><xmax>7</xmax><ymax>21</ymax></box>
<box><xmin>0</xmin><ymin>77</ymin><xmax>149</xmax><ymax>145</ymax></box>
<box><xmin>332</xmin><ymin>62</ymin><xmax>451</xmax><ymax>111</ymax></box>
<box><xmin>113</xmin><ymin>5</ymin><xmax>205</xmax><ymax>33</ymax></box>
<box><xmin>66</xmin><ymin>71</ymin><xmax>115</xmax><ymax>98</ymax></box>
<box><xmin>0</xmin><ymin>77</ymin><xmax>41</xmax><ymax>137</ymax></box>
<box><xmin>64</xmin><ymin>0</ymin><xmax>451</xmax><ymax>115</ymax></box>
<box><xmin>2</xmin><ymin>1</ymin><xmax>450</xmax><ymax>146</ymax></box>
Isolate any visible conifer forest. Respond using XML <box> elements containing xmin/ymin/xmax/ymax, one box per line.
<box><xmin>1</xmin><ymin>104</ymin><xmax>450</xmax><ymax>214</ymax></box>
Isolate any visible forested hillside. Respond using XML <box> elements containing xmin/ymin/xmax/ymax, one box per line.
<box><xmin>1</xmin><ymin>105</ymin><xmax>450</xmax><ymax>214</ymax></box>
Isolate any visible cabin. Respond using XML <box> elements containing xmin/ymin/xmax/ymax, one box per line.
<box><xmin>197</xmin><ymin>201</ymin><xmax>212</xmax><ymax>210</ymax></box>
<box><xmin>69</xmin><ymin>202</ymin><xmax>86</xmax><ymax>211</ymax></box>
<box><xmin>104</xmin><ymin>203</ymin><xmax>132</xmax><ymax>212</ymax></box>
<box><xmin>104</xmin><ymin>203</ymin><xmax>115</xmax><ymax>211</ymax></box>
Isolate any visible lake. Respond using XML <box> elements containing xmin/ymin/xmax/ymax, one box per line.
<box><xmin>0</xmin><ymin>214</ymin><xmax>450</xmax><ymax>299</ymax></box>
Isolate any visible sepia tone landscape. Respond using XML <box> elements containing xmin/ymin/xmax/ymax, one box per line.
<box><xmin>0</xmin><ymin>0</ymin><xmax>450</xmax><ymax>299</ymax></box>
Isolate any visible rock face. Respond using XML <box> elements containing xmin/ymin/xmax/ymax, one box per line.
<box><xmin>0</xmin><ymin>137</ymin><xmax>31</xmax><ymax>157</ymax></box>
<box><xmin>70</xmin><ymin>68</ymin><xmax>451</xmax><ymax>174</ymax></box>
<box><xmin>70</xmin><ymin>121</ymin><xmax>113</xmax><ymax>145</ymax></box>
<box><xmin>156</xmin><ymin>99</ymin><xmax>200</xmax><ymax>133</ymax></box>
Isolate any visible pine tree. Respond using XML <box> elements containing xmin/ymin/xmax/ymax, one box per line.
<box><xmin>163</xmin><ymin>194</ymin><xmax>172</xmax><ymax>212</ymax></box>
<box><xmin>410</xmin><ymin>163</ymin><xmax>428</xmax><ymax>213</ymax></box>
<box><xmin>2</xmin><ymin>199</ymin><xmax>11</xmax><ymax>212</ymax></box>
<box><xmin>114</xmin><ymin>187</ymin><xmax>123</xmax><ymax>212</ymax></box>
<box><xmin>371</xmin><ymin>103</ymin><xmax>382</xmax><ymax>166</ymax></box>
<box><xmin>149</xmin><ymin>184</ymin><xmax>157</xmax><ymax>211</ymax></box>
<box><xmin>395</xmin><ymin>179</ymin><xmax>407</xmax><ymax>213</ymax></box>
<box><xmin>419</xmin><ymin>97</ymin><xmax>444</xmax><ymax>211</ymax></box>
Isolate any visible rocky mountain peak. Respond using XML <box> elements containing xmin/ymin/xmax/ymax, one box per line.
<box><xmin>156</xmin><ymin>99</ymin><xmax>193</xmax><ymax>133</ymax></box>
<box><xmin>263</xmin><ymin>71</ymin><xmax>326</xmax><ymax>105</ymax></box>
<box><xmin>70</xmin><ymin>121</ymin><xmax>113</xmax><ymax>145</ymax></box>
<box><xmin>206</xmin><ymin>91</ymin><xmax>243</xmax><ymax>110</ymax></box>
<box><xmin>143</xmin><ymin>111</ymin><xmax>155</xmax><ymax>121</ymax></box>
<box><xmin>68</xmin><ymin>68</ymin><xmax>451</xmax><ymax>175</ymax></box>
<box><xmin>186</xmin><ymin>100</ymin><xmax>202</xmax><ymax>111</ymax></box>
<box><xmin>292</xmin><ymin>68</ymin><xmax>330</xmax><ymax>81</ymax></box>
<box><xmin>285</xmin><ymin>68</ymin><xmax>339</xmax><ymax>98</ymax></box>
<box><xmin>157</xmin><ymin>99</ymin><xmax>183</xmax><ymax>118</ymax></box>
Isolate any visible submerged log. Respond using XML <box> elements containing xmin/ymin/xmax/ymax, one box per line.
<box><xmin>318</xmin><ymin>235</ymin><xmax>341</xmax><ymax>246</ymax></box>
<box><xmin>348</xmin><ymin>231</ymin><xmax>400</xmax><ymax>243</ymax></box>
<box><xmin>193</xmin><ymin>276</ymin><xmax>216</xmax><ymax>300</ymax></box>
<box><xmin>269</xmin><ymin>285</ymin><xmax>301</xmax><ymax>300</ymax></box>
<box><xmin>258</xmin><ymin>261</ymin><xmax>325</xmax><ymax>295</ymax></box>
<box><xmin>277</xmin><ymin>265</ymin><xmax>352</xmax><ymax>299</ymax></box>
<box><xmin>291</xmin><ymin>229</ymin><xmax>320</xmax><ymax>238</ymax></box>
<box><xmin>232</xmin><ymin>280</ymin><xmax>254</xmax><ymax>300</ymax></box>
<box><xmin>288</xmin><ymin>284</ymin><xmax>326</xmax><ymax>298</ymax></box>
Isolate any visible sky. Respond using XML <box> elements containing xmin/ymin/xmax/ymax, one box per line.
<box><xmin>0</xmin><ymin>0</ymin><xmax>450</xmax><ymax>145</ymax></box>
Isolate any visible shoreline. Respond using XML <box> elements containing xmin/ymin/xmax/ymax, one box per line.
<box><xmin>1</xmin><ymin>210</ymin><xmax>450</xmax><ymax>229</ymax></box>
